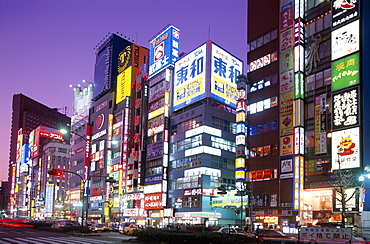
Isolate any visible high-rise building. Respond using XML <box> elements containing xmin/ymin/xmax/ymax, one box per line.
<box><xmin>246</xmin><ymin>0</ymin><xmax>369</xmax><ymax>232</ymax></box>
<box><xmin>8</xmin><ymin>94</ymin><xmax>70</xmax><ymax>215</ymax></box>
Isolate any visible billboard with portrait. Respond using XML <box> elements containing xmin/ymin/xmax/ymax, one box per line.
<box><xmin>149</xmin><ymin>25</ymin><xmax>180</xmax><ymax>78</ymax></box>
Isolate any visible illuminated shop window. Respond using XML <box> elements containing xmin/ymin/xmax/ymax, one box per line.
<box><xmin>249</xmin><ymin>169</ymin><xmax>272</xmax><ymax>181</ymax></box>
<box><xmin>249</xmin><ymin>144</ymin><xmax>278</xmax><ymax>158</ymax></box>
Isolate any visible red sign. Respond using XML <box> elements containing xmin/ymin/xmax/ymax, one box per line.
<box><xmin>144</xmin><ymin>193</ymin><xmax>163</xmax><ymax>210</ymax></box>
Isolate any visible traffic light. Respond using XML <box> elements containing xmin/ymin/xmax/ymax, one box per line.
<box><xmin>217</xmin><ymin>184</ymin><xmax>227</xmax><ymax>195</ymax></box>
<box><xmin>48</xmin><ymin>169</ymin><xmax>63</xmax><ymax>176</ymax></box>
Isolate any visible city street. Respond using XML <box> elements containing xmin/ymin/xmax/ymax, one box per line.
<box><xmin>0</xmin><ymin>225</ymin><xmax>143</xmax><ymax>244</ymax></box>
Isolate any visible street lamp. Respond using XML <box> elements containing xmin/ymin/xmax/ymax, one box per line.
<box><xmin>60</xmin><ymin>128</ymin><xmax>91</xmax><ymax>226</ymax></box>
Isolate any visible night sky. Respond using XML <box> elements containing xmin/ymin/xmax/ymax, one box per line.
<box><xmin>0</xmin><ymin>0</ymin><xmax>247</xmax><ymax>181</ymax></box>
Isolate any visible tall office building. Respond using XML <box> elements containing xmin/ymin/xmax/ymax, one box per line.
<box><xmin>8</xmin><ymin>94</ymin><xmax>70</xmax><ymax>214</ymax></box>
<box><xmin>246</xmin><ymin>0</ymin><xmax>369</xmax><ymax>231</ymax></box>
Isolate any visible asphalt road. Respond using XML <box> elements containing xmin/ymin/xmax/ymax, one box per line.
<box><xmin>0</xmin><ymin>225</ymin><xmax>144</xmax><ymax>244</ymax></box>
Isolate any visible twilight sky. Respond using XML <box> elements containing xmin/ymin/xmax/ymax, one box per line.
<box><xmin>0</xmin><ymin>0</ymin><xmax>247</xmax><ymax>181</ymax></box>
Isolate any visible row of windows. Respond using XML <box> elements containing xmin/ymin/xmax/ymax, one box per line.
<box><xmin>170</xmin><ymin>196</ymin><xmax>201</xmax><ymax>209</ymax></box>
<box><xmin>170</xmin><ymin>135</ymin><xmax>202</xmax><ymax>153</ymax></box>
<box><xmin>249</xmin><ymin>144</ymin><xmax>278</xmax><ymax>158</ymax></box>
<box><xmin>169</xmin><ymin>176</ymin><xmax>201</xmax><ymax>190</ymax></box>
<box><xmin>170</xmin><ymin>155</ymin><xmax>202</xmax><ymax>170</ymax></box>
<box><xmin>211</xmin><ymin>136</ymin><xmax>236</xmax><ymax>153</ymax></box>
<box><xmin>249</xmin><ymin>29</ymin><xmax>278</xmax><ymax>51</ymax></box>
<box><xmin>212</xmin><ymin>116</ymin><xmax>235</xmax><ymax>134</ymax></box>
<box><xmin>210</xmin><ymin>156</ymin><xmax>234</xmax><ymax>170</ymax></box>
<box><xmin>171</xmin><ymin>116</ymin><xmax>202</xmax><ymax>135</ymax></box>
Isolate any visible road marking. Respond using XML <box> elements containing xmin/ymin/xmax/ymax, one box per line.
<box><xmin>1</xmin><ymin>238</ymin><xmax>28</xmax><ymax>244</ymax></box>
<box><xmin>14</xmin><ymin>238</ymin><xmax>40</xmax><ymax>244</ymax></box>
<box><xmin>0</xmin><ymin>239</ymin><xmax>12</xmax><ymax>244</ymax></box>
<box><xmin>24</xmin><ymin>237</ymin><xmax>60</xmax><ymax>244</ymax></box>
<box><xmin>68</xmin><ymin>237</ymin><xmax>115</xmax><ymax>243</ymax></box>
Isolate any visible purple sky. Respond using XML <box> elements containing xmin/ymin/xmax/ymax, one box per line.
<box><xmin>0</xmin><ymin>0</ymin><xmax>247</xmax><ymax>181</ymax></box>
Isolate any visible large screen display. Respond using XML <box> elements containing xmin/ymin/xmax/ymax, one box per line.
<box><xmin>210</xmin><ymin>43</ymin><xmax>243</xmax><ymax>109</ymax></box>
<box><xmin>173</xmin><ymin>43</ymin><xmax>207</xmax><ymax>111</ymax></box>
<box><xmin>149</xmin><ymin>25</ymin><xmax>180</xmax><ymax>78</ymax></box>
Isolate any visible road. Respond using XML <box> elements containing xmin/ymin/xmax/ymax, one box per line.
<box><xmin>0</xmin><ymin>225</ymin><xmax>144</xmax><ymax>244</ymax></box>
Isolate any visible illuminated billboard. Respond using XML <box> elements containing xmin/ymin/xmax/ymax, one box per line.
<box><xmin>332</xmin><ymin>0</ymin><xmax>360</xmax><ymax>29</ymax></box>
<box><xmin>149</xmin><ymin>25</ymin><xmax>180</xmax><ymax>78</ymax></box>
<box><xmin>331</xmin><ymin>52</ymin><xmax>360</xmax><ymax>91</ymax></box>
<box><xmin>332</xmin><ymin>86</ymin><xmax>359</xmax><ymax>130</ymax></box>
<box><xmin>331</xmin><ymin>19</ymin><xmax>359</xmax><ymax>61</ymax></box>
<box><xmin>173</xmin><ymin>41</ymin><xmax>243</xmax><ymax>111</ymax></box>
<box><xmin>331</xmin><ymin>127</ymin><xmax>360</xmax><ymax>170</ymax></box>
<box><xmin>93</xmin><ymin>34</ymin><xmax>131</xmax><ymax>100</ymax></box>
<box><xmin>116</xmin><ymin>44</ymin><xmax>148</xmax><ymax>104</ymax></box>
<box><xmin>210</xmin><ymin>43</ymin><xmax>243</xmax><ymax>108</ymax></box>
<box><xmin>173</xmin><ymin>43</ymin><xmax>207</xmax><ymax>111</ymax></box>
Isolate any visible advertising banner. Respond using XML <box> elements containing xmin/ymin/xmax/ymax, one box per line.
<box><xmin>280</xmin><ymin>7</ymin><xmax>294</xmax><ymax>32</ymax></box>
<box><xmin>210</xmin><ymin>43</ymin><xmax>243</xmax><ymax>109</ymax></box>
<box><xmin>315</xmin><ymin>95</ymin><xmax>327</xmax><ymax>154</ymax></box>
<box><xmin>149</xmin><ymin>25</ymin><xmax>180</xmax><ymax>78</ymax></box>
<box><xmin>332</xmin><ymin>0</ymin><xmax>359</xmax><ymax>29</ymax></box>
<box><xmin>280</xmin><ymin>91</ymin><xmax>294</xmax><ymax>136</ymax></box>
<box><xmin>332</xmin><ymin>52</ymin><xmax>360</xmax><ymax>91</ymax></box>
<box><xmin>147</xmin><ymin>141</ymin><xmax>163</xmax><ymax>160</ymax></box>
<box><xmin>144</xmin><ymin>192</ymin><xmax>163</xmax><ymax>210</ymax></box>
<box><xmin>280</xmin><ymin>49</ymin><xmax>293</xmax><ymax>73</ymax></box>
<box><xmin>280</xmin><ymin>70</ymin><xmax>294</xmax><ymax>93</ymax></box>
<box><xmin>280</xmin><ymin>157</ymin><xmax>293</xmax><ymax>179</ymax></box>
<box><xmin>331</xmin><ymin>127</ymin><xmax>360</xmax><ymax>170</ymax></box>
<box><xmin>280</xmin><ymin>135</ymin><xmax>294</xmax><ymax>156</ymax></box>
<box><xmin>331</xmin><ymin>19</ymin><xmax>359</xmax><ymax>61</ymax></box>
<box><xmin>173</xmin><ymin>43</ymin><xmax>207</xmax><ymax>111</ymax></box>
<box><xmin>280</xmin><ymin>28</ymin><xmax>294</xmax><ymax>53</ymax></box>
<box><xmin>332</xmin><ymin>86</ymin><xmax>359</xmax><ymax>130</ymax></box>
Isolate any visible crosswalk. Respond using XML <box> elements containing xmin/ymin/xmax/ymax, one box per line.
<box><xmin>0</xmin><ymin>236</ymin><xmax>116</xmax><ymax>244</ymax></box>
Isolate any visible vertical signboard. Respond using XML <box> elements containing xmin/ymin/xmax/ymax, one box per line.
<box><xmin>210</xmin><ymin>43</ymin><xmax>243</xmax><ymax>109</ymax></box>
<box><xmin>149</xmin><ymin>25</ymin><xmax>180</xmax><ymax>78</ymax></box>
<box><xmin>173</xmin><ymin>43</ymin><xmax>207</xmax><ymax>111</ymax></box>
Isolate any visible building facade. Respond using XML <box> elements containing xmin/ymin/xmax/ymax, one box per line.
<box><xmin>8</xmin><ymin>94</ymin><xmax>70</xmax><ymax>216</ymax></box>
<box><xmin>245</xmin><ymin>0</ymin><xmax>368</xmax><ymax>232</ymax></box>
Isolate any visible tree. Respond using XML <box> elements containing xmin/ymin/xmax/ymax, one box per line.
<box><xmin>331</xmin><ymin>153</ymin><xmax>362</xmax><ymax>226</ymax></box>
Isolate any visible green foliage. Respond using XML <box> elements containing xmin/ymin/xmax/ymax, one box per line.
<box><xmin>134</xmin><ymin>227</ymin><xmax>257</xmax><ymax>244</ymax></box>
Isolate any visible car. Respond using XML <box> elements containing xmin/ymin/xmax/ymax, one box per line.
<box><xmin>118</xmin><ymin>222</ymin><xmax>136</xmax><ymax>234</ymax></box>
<box><xmin>255</xmin><ymin>229</ymin><xmax>297</xmax><ymax>243</ymax></box>
<box><xmin>124</xmin><ymin>224</ymin><xmax>145</xmax><ymax>235</ymax></box>
<box><xmin>215</xmin><ymin>227</ymin><xmax>255</xmax><ymax>237</ymax></box>
<box><xmin>89</xmin><ymin>223</ymin><xmax>105</xmax><ymax>232</ymax></box>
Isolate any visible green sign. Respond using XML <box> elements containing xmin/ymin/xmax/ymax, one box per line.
<box><xmin>332</xmin><ymin>52</ymin><xmax>359</xmax><ymax>91</ymax></box>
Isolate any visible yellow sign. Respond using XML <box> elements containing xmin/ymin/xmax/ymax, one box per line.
<box><xmin>116</xmin><ymin>67</ymin><xmax>132</xmax><ymax>104</ymax></box>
